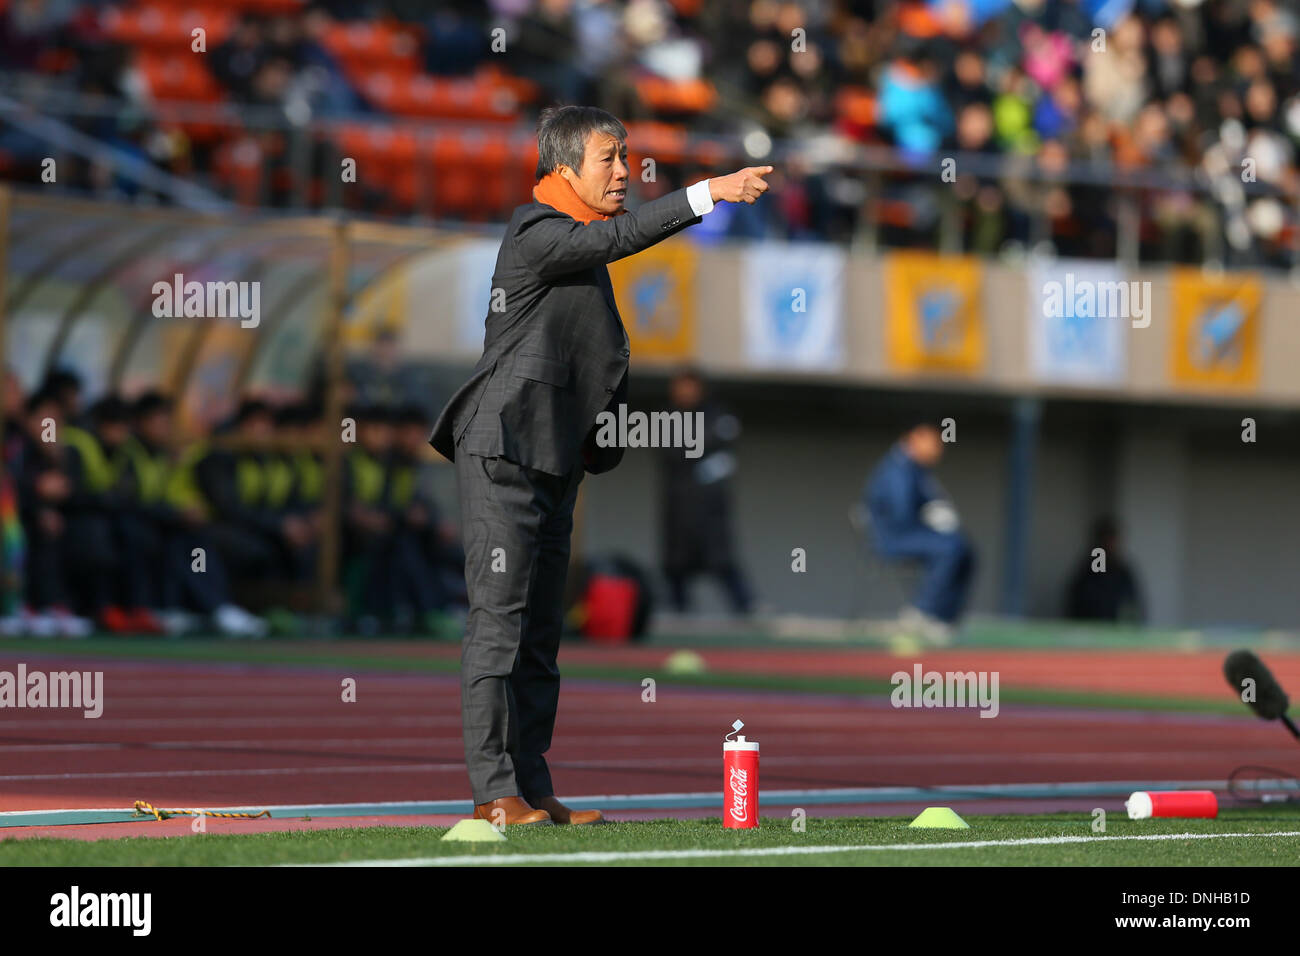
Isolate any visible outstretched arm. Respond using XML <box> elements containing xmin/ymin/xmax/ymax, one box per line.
<box><xmin>517</xmin><ymin>166</ymin><xmax>774</xmax><ymax>279</ymax></box>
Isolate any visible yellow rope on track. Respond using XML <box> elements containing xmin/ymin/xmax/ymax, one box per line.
<box><xmin>132</xmin><ymin>801</ymin><xmax>271</xmax><ymax>821</ymax></box>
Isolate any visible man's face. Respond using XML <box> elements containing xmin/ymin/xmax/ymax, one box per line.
<box><xmin>27</xmin><ymin>400</ymin><xmax>59</xmax><ymax>438</ymax></box>
<box><xmin>359</xmin><ymin>421</ymin><xmax>394</xmax><ymax>455</ymax></box>
<box><xmin>58</xmin><ymin>386</ymin><xmax>81</xmax><ymax>419</ymax></box>
<box><xmin>561</xmin><ymin>132</ymin><xmax>628</xmax><ymax>215</ymax></box>
<box><xmin>138</xmin><ymin>410</ymin><xmax>170</xmax><ymax>447</ymax></box>
<box><xmin>241</xmin><ymin>412</ymin><xmax>275</xmax><ymax>443</ymax></box>
<box><xmin>670</xmin><ymin>375</ymin><xmax>703</xmax><ymax>409</ymax></box>
<box><xmin>904</xmin><ymin>425</ymin><xmax>944</xmax><ymax>467</ymax></box>
<box><xmin>397</xmin><ymin>423</ymin><xmax>425</xmax><ymax>456</ymax></box>
<box><xmin>99</xmin><ymin>420</ymin><xmax>130</xmax><ymax>448</ymax></box>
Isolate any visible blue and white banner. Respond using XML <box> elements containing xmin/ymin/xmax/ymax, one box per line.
<box><xmin>742</xmin><ymin>242</ymin><xmax>845</xmax><ymax>370</ymax></box>
<box><xmin>1028</xmin><ymin>257</ymin><xmax>1127</xmax><ymax>386</ymax></box>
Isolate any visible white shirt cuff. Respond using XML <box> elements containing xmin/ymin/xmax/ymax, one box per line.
<box><xmin>686</xmin><ymin>179</ymin><xmax>715</xmax><ymax>217</ymax></box>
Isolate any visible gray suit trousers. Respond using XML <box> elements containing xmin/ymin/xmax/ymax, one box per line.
<box><xmin>454</xmin><ymin>447</ymin><xmax>584</xmax><ymax>805</ymax></box>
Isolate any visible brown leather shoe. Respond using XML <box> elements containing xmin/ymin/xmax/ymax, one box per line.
<box><xmin>473</xmin><ymin>796</ymin><xmax>552</xmax><ymax>826</ymax></box>
<box><xmin>534</xmin><ymin>795</ymin><xmax>604</xmax><ymax>825</ymax></box>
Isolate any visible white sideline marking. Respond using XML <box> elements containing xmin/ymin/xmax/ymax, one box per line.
<box><xmin>297</xmin><ymin>830</ymin><xmax>1300</xmax><ymax>866</ymax></box>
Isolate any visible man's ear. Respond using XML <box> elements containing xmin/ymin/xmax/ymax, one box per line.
<box><xmin>557</xmin><ymin>163</ymin><xmax>578</xmax><ymax>183</ymax></box>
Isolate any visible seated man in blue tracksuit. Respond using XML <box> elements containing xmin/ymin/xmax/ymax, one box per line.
<box><xmin>862</xmin><ymin>422</ymin><xmax>975</xmax><ymax>639</ymax></box>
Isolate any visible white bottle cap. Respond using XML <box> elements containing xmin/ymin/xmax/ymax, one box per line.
<box><xmin>1125</xmin><ymin>791</ymin><xmax>1152</xmax><ymax>820</ymax></box>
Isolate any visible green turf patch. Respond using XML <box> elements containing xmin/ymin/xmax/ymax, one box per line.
<box><xmin>5</xmin><ymin>810</ymin><xmax>1300</xmax><ymax>866</ymax></box>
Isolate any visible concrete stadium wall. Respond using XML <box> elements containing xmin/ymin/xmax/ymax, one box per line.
<box><xmin>568</xmin><ymin>385</ymin><xmax>1300</xmax><ymax>630</ymax></box>
<box><xmin>425</xmin><ymin>368</ymin><xmax>1300</xmax><ymax>630</ymax></box>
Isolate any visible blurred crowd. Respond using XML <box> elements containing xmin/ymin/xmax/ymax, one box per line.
<box><xmin>1</xmin><ymin>0</ymin><xmax>1298</xmax><ymax>263</ymax></box>
<box><xmin>0</xmin><ymin>366</ymin><xmax>465</xmax><ymax>638</ymax></box>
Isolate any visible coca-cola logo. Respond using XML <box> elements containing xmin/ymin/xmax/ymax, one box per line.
<box><xmin>728</xmin><ymin>766</ymin><xmax>749</xmax><ymax>821</ymax></box>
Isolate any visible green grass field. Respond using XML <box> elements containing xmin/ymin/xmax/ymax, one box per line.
<box><xmin>6</xmin><ymin>810</ymin><xmax>1300</xmax><ymax>866</ymax></box>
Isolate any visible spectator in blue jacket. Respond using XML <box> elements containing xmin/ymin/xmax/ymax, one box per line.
<box><xmin>878</xmin><ymin>54</ymin><xmax>954</xmax><ymax>157</ymax></box>
<box><xmin>862</xmin><ymin>422</ymin><xmax>975</xmax><ymax>642</ymax></box>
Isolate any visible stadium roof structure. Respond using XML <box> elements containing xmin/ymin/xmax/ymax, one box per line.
<box><xmin>0</xmin><ymin>188</ymin><xmax>458</xmax><ymax>437</ymax></box>
<box><xmin>0</xmin><ymin>186</ymin><xmax>467</xmax><ymax>611</ymax></box>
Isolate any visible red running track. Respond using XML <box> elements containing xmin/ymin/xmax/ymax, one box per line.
<box><xmin>0</xmin><ymin>653</ymin><xmax>1291</xmax><ymax>826</ymax></box>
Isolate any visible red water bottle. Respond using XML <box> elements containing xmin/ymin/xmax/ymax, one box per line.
<box><xmin>723</xmin><ymin>719</ymin><xmax>759</xmax><ymax>829</ymax></box>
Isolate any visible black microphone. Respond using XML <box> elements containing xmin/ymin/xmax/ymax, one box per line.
<box><xmin>1224</xmin><ymin>649</ymin><xmax>1300</xmax><ymax>740</ymax></box>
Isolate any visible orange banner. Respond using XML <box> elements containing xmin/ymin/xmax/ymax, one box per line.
<box><xmin>608</xmin><ymin>241</ymin><xmax>696</xmax><ymax>360</ymax></box>
<box><xmin>885</xmin><ymin>252</ymin><xmax>984</xmax><ymax>373</ymax></box>
<box><xmin>1169</xmin><ymin>269</ymin><xmax>1260</xmax><ymax>389</ymax></box>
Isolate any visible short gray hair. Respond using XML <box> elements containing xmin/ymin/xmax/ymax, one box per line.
<box><xmin>535</xmin><ymin>105</ymin><xmax>627</xmax><ymax>182</ymax></box>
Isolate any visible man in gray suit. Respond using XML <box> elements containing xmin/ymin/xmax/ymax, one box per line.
<box><xmin>430</xmin><ymin>105</ymin><xmax>772</xmax><ymax>825</ymax></box>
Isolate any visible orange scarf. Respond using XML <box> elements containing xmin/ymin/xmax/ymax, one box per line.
<box><xmin>532</xmin><ymin>171</ymin><xmax>625</xmax><ymax>224</ymax></box>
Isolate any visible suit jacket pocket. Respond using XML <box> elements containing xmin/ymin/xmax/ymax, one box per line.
<box><xmin>500</xmin><ymin>350</ymin><xmax>577</xmax><ymax>474</ymax></box>
<box><xmin>514</xmin><ymin>351</ymin><xmax>570</xmax><ymax>388</ymax></box>
<box><xmin>451</xmin><ymin>359</ymin><xmax>498</xmax><ymax>443</ymax></box>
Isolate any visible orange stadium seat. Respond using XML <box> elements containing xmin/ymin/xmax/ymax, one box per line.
<box><xmin>102</xmin><ymin>4</ymin><xmax>235</xmax><ymax>50</ymax></box>
<box><xmin>427</xmin><ymin>130</ymin><xmax>516</xmax><ymax>220</ymax></box>
<box><xmin>350</xmin><ymin>158</ymin><xmax>420</xmax><ymax>212</ymax></box>
<box><xmin>135</xmin><ymin>52</ymin><xmax>224</xmax><ymax>101</ymax></box>
<box><xmin>357</xmin><ymin>71</ymin><xmax>400</xmax><ymax>112</ymax></box>
<box><xmin>330</xmin><ymin>123</ymin><xmax>425</xmax><ymax>213</ymax></box>
<box><xmin>429</xmin><ymin>133</ymin><xmax>477</xmax><ymax>217</ymax></box>
<box><xmin>231</xmin><ymin>0</ymin><xmax>305</xmax><ymax>10</ymax></box>
<box><xmin>355</xmin><ymin>64</ymin><xmax>530</xmax><ymax>126</ymax></box>
<box><xmin>689</xmin><ymin>138</ymin><xmax>730</xmax><ymax>172</ymax></box>
<box><xmin>135</xmin><ymin>51</ymin><xmax>226</xmax><ymax>142</ymax></box>
<box><xmin>624</xmin><ymin>121</ymin><xmax>689</xmax><ymax>167</ymax></box>
<box><xmin>463</xmin><ymin>129</ymin><xmax>512</xmax><ymax>215</ymax></box>
<box><xmin>515</xmin><ymin>138</ymin><xmax>540</xmax><ymax>201</ymax></box>
<box><xmin>321</xmin><ymin>20</ymin><xmax>422</xmax><ymax>77</ymax></box>
<box><xmin>477</xmin><ymin>63</ymin><xmax>540</xmax><ymax>107</ymax></box>
<box><xmin>665</xmin><ymin>0</ymin><xmax>705</xmax><ymax>15</ymax></box>
<box><xmin>634</xmin><ymin>75</ymin><xmax>716</xmax><ymax>115</ymax></box>
<box><xmin>335</xmin><ymin>123</ymin><xmax>420</xmax><ymax>171</ymax></box>
<box><xmin>403</xmin><ymin>76</ymin><xmax>517</xmax><ymax>122</ymax></box>
<box><xmin>131</xmin><ymin>0</ymin><xmax>302</xmax><ymax>10</ymax></box>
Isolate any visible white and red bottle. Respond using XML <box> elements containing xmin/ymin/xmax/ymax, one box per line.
<box><xmin>723</xmin><ymin>719</ymin><xmax>759</xmax><ymax>829</ymax></box>
<box><xmin>1126</xmin><ymin>790</ymin><xmax>1218</xmax><ymax>820</ymax></box>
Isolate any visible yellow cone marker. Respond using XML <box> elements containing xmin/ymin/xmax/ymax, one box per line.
<box><xmin>908</xmin><ymin>807</ymin><xmax>970</xmax><ymax>829</ymax></box>
<box><xmin>664</xmin><ymin>650</ymin><xmax>707</xmax><ymax>675</ymax></box>
<box><xmin>441</xmin><ymin>819</ymin><xmax>507</xmax><ymax>842</ymax></box>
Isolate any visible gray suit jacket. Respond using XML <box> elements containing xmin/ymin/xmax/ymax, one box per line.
<box><xmin>430</xmin><ymin>186</ymin><xmax>702</xmax><ymax>477</ymax></box>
